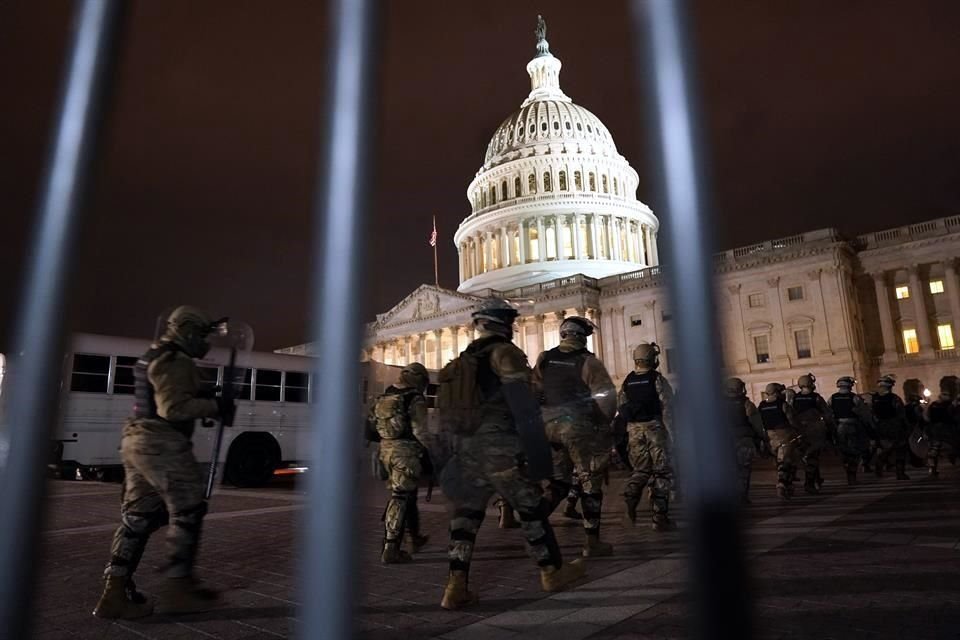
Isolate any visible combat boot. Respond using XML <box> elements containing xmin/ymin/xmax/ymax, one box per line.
<box><xmin>563</xmin><ymin>501</ymin><xmax>582</xmax><ymax>520</ymax></box>
<box><xmin>776</xmin><ymin>485</ymin><xmax>790</xmax><ymax>502</ymax></box>
<box><xmin>540</xmin><ymin>558</ymin><xmax>586</xmax><ymax>592</ymax></box>
<box><xmin>92</xmin><ymin>576</ymin><xmax>154</xmax><ymax>620</ymax></box>
<box><xmin>926</xmin><ymin>467</ymin><xmax>939</xmax><ymax>480</ymax></box>
<box><xmin>651</xmin><ymin>513</ymin><xmax>677</xmax><ymax>532</ymax></box>
<box><xmin>409</xmin><ymin>533</ymin><xmax>430</xmax><ymax>554</ymax></box>
<box><xmin>381</xmin><ymin>542</ymin><xmax>413</xmax><ymax>564</ymax></box>
<box><xmin>154</xmin><ymin>577</ymin><xmax>220</xmax><ymax>615</ymax></box>
<box><xmin>582</xmin><ymin>531</ymin><xmax>614</xmax><ymax>557</ymax></box>
<box><xmin>440</xmin><ymin>570</ymin><xmax>478</xmax><ymax>610</ymax></box>
<box><xmin>622</xmin><ymin>499</ymin><xmax>638</xmax><ymax>527</ymax></box>
<box><xmin>895</xmin><ymin>461</ymin><xmax>910</xmax><ymax>480</ymax></box>
<box><xmin>498</xmin><ymin>504</ymin><xmax>520</xmax><ymax>529</ymax></box>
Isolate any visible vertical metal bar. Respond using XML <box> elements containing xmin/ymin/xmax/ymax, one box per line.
<box><xmin>630</xmin><ymin>1</ymin><xmax>752</xmax><ymax>638</ymax></box>
<box><xmin>299</xmin><ymin>0</ymin><xmax>380</xmax><ymax>638</ymax></box>
<box><xmin>0</xmin><ymin>1</ymin><xmax>125</xmax><ymax>636</ymax></box>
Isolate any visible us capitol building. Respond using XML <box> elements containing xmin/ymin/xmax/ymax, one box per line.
<box><xmin>283</xmin><ymin>23</ymin><xmax>960</xmax><ymax>401</ymax></box>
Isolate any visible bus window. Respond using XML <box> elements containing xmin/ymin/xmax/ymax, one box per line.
<box><xmin>70</xmin><ymin>354</ymin><xmax>110</xmax><ymax>393</ymax></box>
<box><xmin>113</xmin><ymin>356</ymin><xmax>137</xmax><ymax>395</ymax></box>
<box><xmin>236</xmin><ymin>369</ymin><xmax>253</xmax><ymax>400</ymax></box>
<box><xmin>284</xmin><ymin>371</ymin><xmax>309</xmax><ymax>403</ymax></box>
<box><xmin>255</xmin><ymin>369</ymin><xmax>282</xmax><ymax>401</ymax></box>
<box><xmin>198</xmin><ymin>366</ymin><xmax>219</xmax><ymax>394</ymax></box>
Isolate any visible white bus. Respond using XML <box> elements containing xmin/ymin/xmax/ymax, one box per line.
<box><xmin>1</xmin><ymin>333</ymin><xmax>314</xmax><ymax>487</ymax></box>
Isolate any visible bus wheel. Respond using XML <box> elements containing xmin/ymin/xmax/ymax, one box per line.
<box><xmin>224</xmin><ymin>433</ymin><xmax>280</xmax><ymax>488</ymax></box>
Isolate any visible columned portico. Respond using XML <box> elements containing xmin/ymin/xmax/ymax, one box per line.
<box><xmin>908</xmin><ymin>264</ymin><xmax>934</xmax><ymax>355</ymax></box>
<box><xmin>871</xmin><ymin>271</ymin><xmax>898</xmax><ymax>360</ymax></box>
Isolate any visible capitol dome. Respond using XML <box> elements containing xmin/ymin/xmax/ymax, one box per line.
<box><xmin>455</xmin><ymin>17</ymin><xmax>660</xmax><ymax>294</ymax></box>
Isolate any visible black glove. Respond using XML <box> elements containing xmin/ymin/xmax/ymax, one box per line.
<box><xmin>217</xmin><ymin>397</ymin><xmax>237</xmax><ymax>426</ymax></box>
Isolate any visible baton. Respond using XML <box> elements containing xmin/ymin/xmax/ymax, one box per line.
<box><xmin>205</xmin><ymin>345</ymin><xmax>237</xmax><ymax>499</ymax></box>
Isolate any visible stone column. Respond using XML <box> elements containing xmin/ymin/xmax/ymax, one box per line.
<box><xmin>650</xmin><ymin>229</ymin><xmax>660</xmax><ymax>265</ymax></box>
<box><xmin>944</xmin><ymin>260</ymin><xmax>960</xmax><ymax>342</ymax></box>
<box><xmin>432</xmin><ymin>329</ymin><xmax>444</xmax><ymax>369</ymax></box>
<box><xmin>807</xmin><ymin>268</ymin><xmax>834</xmax><ymax>355</ymax></box>
<box><xmin>590</xmin><ymin>214</ymin><xmax>600</xmax><ymax>259</ymax></box>
<box><xmin>536</xmin><ymin>217</ymin><xmax>546</xmax><ymax>261</ymax></box>
<box><xmin>908</xmin><ymin>264</ymin><xmax>933</xmax><ymax>353</ymax></box>
<box><xmin>766</xmin><ymin>277</ymin><xmax>791</xmax><ymax>367</ymax></box>
<box><xmin>573</xmin><ymin>214</ymin><xmax>583</xmax><ymax>259</ymax></box>
<box><xmin>871</xmin><ymin>272</ymin><xmax>898</xmax><ymax>360</ymax></box>
<box><xmin>554</xmin><ymin>216</ymin><xmax>564</xmax><ymax>260</ymax></box>
<box><xmin>500</xmin><ymin>225</ymin><xmax>509</xmax><ymax>268</ymax></box>
<box><xmin>535</xmin><ymin>314</ymin><xmax>546</xmax><ymax>354</ymax></box>
<box><xmin>484</xmin><ymin>230</ymin><xmax>494</xmax><ymax>272</ymax></box>
<box><xmin>405</xmin><ymin>336</ymin><xmax>414</xmax><ymax>365</ymax></box>
<box><xmin>611</xmin><ymin>218</ymin><xmax>622</xmax><ymax>261</ymax></box>
<box><xmin>417</xmin><ymin>333</ymin><xmax>427</xmax><ymax>366</ymax></box>
<box><xmin>518</xmin><ymin>222</ymin><xmax>527</xmax><ymax>264</ymax></box>
<box><xmin>586</xmin><ymin>308</ymin><xmax>603</xmax><ymax>359</ymax></box>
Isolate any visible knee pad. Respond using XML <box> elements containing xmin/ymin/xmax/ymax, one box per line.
<box><xmin>121</xmin><ymin>506</ymin><xmax>168</xmax><ymax>538</ymax></box>
<box><xmin>171</xmin><ymin>501</ymin><xmax>207</xmax><ymax>533</ymax></box>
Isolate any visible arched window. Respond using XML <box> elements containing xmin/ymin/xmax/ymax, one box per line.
<box><xmin>553</xmin><ymin>121</ymin><xmax>560</xmax><ymax>131</ymax></box>
<box><xmin>528</xmin><ymin>173</ymin><xmax>537</xmax><ymax>194</ymax></box>
<box><xmin>489</xmin><ymin>185</ymin><xmax>497</xmax><ymax>205</ymax></box>
<box><xmin>514</xmin><ymin>176</ymin><xmax>522</xmax><ymax>197</ymax></box>
<box><xmin>501</xmin><ymin>180</ymin><xmax>508</xmax><ymax>201</ymax></box>
<box><xmin>559</xmin><ymin>171</ymin><xmax>568</xmax><ymax>191</ymax></box>
<box><xmin>613</xmin><ymin>177</ymin><xmax>619</xmax><ymax>195</ymax></box>
<box><xmin>565</xmin><ymin>121</ymin><xmax>571</xmax><ymax>130</ymax></box>
<box><xmin>528</xmin><ymin>225</ymin><xmax>540</xmax><ymax>261</ymax></box>
<box><xmin>602</xmin><ymin>175</ymin><xmax>609</xmax><ymax>193</ymax></box>
<box><xmin>540</xmin><ymin>122</ymin><xmax>548</xmax><ymax>132</ymax></box>
<box><xmin>543</xmin><ymin>172</ymin><xmax>552</xmax><ymax>192</ymax></box>
<box><xmin>481</xmin><ymin>190</ymin><xmax>487</xmax><ymax>208</ymax></box>
<box><xmin>588</xmin><ymin>172</ymin><xmax>597</xmax><ymax>192</ymax></box>
<box><xmin>574</xmin><ymin>171</ymin><xmax>583</xmax><ymax>191</ymax></box>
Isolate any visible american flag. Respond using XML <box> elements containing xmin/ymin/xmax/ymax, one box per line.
<box><xmin>429</xmin><ymin>218</ymin><xmax>437</xmax><ymax>247</ymax></box>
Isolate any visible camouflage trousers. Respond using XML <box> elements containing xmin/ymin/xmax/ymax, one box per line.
<box><xmin>836</xmin><ymin>420</ymin><xmax>870</xmax><ymax>471</ymax></box>
<box><xmin>766</xmin><ymin>427</ymin><xmax>801</xmax><ymax>489</ymax></box>
<box><xmin>797</xmin><ymin>419</ymin><xmax>828</xmax><ymax>486</ymax></box>
<box><xmin>734</xmin><ymin>436</ymin><xmax>756</xmax><ymax>498</ymax></box>
<box><xmin>543</xmin><ymin>417</ymin><xmax>611</xmax><ymax>532</ymax></box>
<box><xmin>925</xmin><ymin>425</ymin><xmax>957</xmax><ymax>472</ymax></box>
<box><xmin>104</xmin><ymin>422</ymin><xmax>207</xmax><ymax>580</ymax></box>
<box><xmin>440</xmin><ymin>428</ymin><xmax>562</xmax><ymax>572</ymax></box>
<box><xmin>873</xmin><ymin>421</ymin><xmax>907</xmax><ymax>469</ymax></box>
<box><xmin>623</xmin><ymin>420</ymin><xmax>673</xmax><ymax>519</ymax></box>
<box><xmin>379</xmin><ymin>439</ymin><xmax>423</xmax><ymax>543</ymax></box>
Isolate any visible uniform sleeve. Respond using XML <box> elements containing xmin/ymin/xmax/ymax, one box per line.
<box><xmin>745</xmin><ymin>400</ymin><xmax>766</xmax><ymax>439</ymax></box>
<box><xmin>894</xmin><ymin>396</ymin><xmax>906</xmax><ymax>420</ymax></box>
<box><xmin>530</xmin><ymin>352</ymin><xmax>547</xmax><ymax>397</ymax></box>
<box><xmin>149</xmin><ymin>353</ymin><xmax>219</xmax><ymax>422</ymax></box>
<box><xmin>408</xmin><ymin>393</ymin><xmax>430</xmax><ymax>444</ymax></box>
<box><xmin>582</xmin><ymin>355</ymin><xmax>617</xmax><ymax>420</ymax></box>
<box><xmin>489</xmin><ymin>343</ymin><xmax>533</xmax><ymax>384</ymax></box>
<box><xmin>656</xmin><ymin>374</ymin><xmax>675</xmax><ymax>429</ymax></box>
<box><xmin>818</xmin><ymin>395</ymin><xmax>835</xmax><ymax>426</ymax></box>
<box><xmin>783</xmin><ymin>401</ymin><xmax>797</xmax><ymax>427</ymax></box>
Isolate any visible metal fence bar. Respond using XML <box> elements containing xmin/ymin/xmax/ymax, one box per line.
<box><xmin>298</xmin><ymin>0</ymin><xmax>380</xmax><ymax>637</ymax></box>
<box><xmin>0</xmin><ymin>1</ymin><xmax>125</xmax><ymax>636</ymax></box>
<box><xmin>630</xmin><ymin>1</ymin><xmax>752</xmax><ymax>638</ymax></box>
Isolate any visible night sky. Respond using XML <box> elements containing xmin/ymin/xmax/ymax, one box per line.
<box><xmin>1</xmin><ymin>1</ymin><xmax>959</xmax><ymax>352</ymax></box>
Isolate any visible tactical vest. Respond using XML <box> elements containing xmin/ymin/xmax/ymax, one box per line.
<box><xmin>928</xmin><ymin>400</ymin><xmax>954</xmax><ymax>425</ymax></box>
<box><xmin>904</xmin><ymin>400</ymin><xmax>923</xmax><ymax>428</ymax></box>
<box><xmin>373</xmin><ymin>385</ymin><xmax>419</xmax><ymax>440</ymax></box>
<box><xmin>872</xmin><ymin>392</ymin><xmax>897</xmax><ymax>420</ymax></box>
<box><xmin>621</xmin><ymin>370</ymin><xmax>661</xmax><ymax>421</ymax></box>
<box><xmin>539</xmin><ymin>347</ymin><xmax>590</xmax><ymax>409</ymax></box>
<box><xmin>133</xmin><ymin>342</ymin><xmax>193</xmax><ymax>435</ymax></box>
<box><xmin>758</xmin><ymin>399</ymin><xmax>789</xmax><ymax>429</ymax></box>
<box><xmin>792</xmin><ymin>392</ymin><xmax>822</xmax><ymax>415</ymax></box>
<box><xmin>727</xmin><ymin>397</ymin><xmax>755</xmax><ymax>439</ymax></box>
<box><xmin>830</xmin><ymin>392</ymin><xmax>856</xmax><ymax>420</ymax></box>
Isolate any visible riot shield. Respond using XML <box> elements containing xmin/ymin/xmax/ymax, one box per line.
<box><xmin>908</xmin><ymin>426</ymin><xmax>929</xmax><ymax>460</ymax></box>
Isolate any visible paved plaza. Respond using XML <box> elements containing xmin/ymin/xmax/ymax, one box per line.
<box><xmin>31</xmin><ymin>456</ymin><xmax>960</xmax><ymax>639</ymax></box>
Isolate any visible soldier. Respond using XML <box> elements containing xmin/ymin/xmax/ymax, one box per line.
<box><xmin>369</xmin><ymin>362</ymin><xmax>432</xmax><ymax>563</ymax></box>
<box><xmin>725</xmin><ymin>378</ymin><xmax>769</xmax><ymax>504</ymax></box>
<box><xmin>617</xmin><ymin>343</ymin><xmax>676</xmax><ymax>531</ymax></box>
<box><xmin>758</xmin><ymin>383</ymin><xmax>800</xmax><ymax>500</ymax></box>
<box><xmin>533</xmin><ymin>316</ymin><xmax>617</xmax><ymax>556</ymax></box>
<box><xmin>93</xmin><ymin>306</ymin><xmax>235</xmax><ymax>619</ymax></box>
<box><xmin>924</xmin><ymin>376</ymin><xmax>959</xmax><ymax>479</ymax></box>
<box><xmin>437</xmin><ymin>299</ymin><xmax>584</xmax><ymax>610</ymax></box>
<box><xmin>788</xmin><ymin>373</ymin><xmax>834</xmax><ymax>494</ymax></box>
<box><xmin>830</xmin><ymin>377</ymin><xmax>872</xmax><ymax>485</ymax></box>
<box><xmin>869</xmin><ymin>374</ymin><xmax>910</xmax><ymax>479</ymax></box>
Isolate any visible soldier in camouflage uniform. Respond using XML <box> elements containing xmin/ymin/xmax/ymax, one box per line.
<box><xmin>868</xmin><ymin>375</ymin><xmax>910</xmax><ymax>479</ymax></box>
<box><xmin>617</xmin><ymin>343</ymin><xmax>676</xmax><ymax>531</ymax></box>
<box><xmin>924</xmin><ymin>376</ymin><xmax>958</xmax><ymax>478</ymax></box>
<box><xmin>370</xmin><ymin>362</ymin><xmax>432</xmax><ymax>563</ymax></box>
<box><xmin>725</xmin><ymin>378</ymin><xmax>769</xmax><ymax>504</ymax></box>
<box><xmin>533</xmin><ymin>316</ymin><xmax>617</xmax><ymax>556</ymax></box>
<box><xmin>830</xmin><ymin>377</ymin><xmax>872</xmax><ymax>485</ymax></box>
<box><xmin>93</xmin><ymin>306</ymin><xmax>235</xmax><ymax>620</ymax></box>
<box><xmin>438</xmin><ymin>299</ymin><xmax>584</xmax><ymax>610</ymax></box>
<box><xmin>757</xmin><ymin>383</ymin><xmax>800</xmax><ymax>500</ymax></box>
<box><xmin>788</xmin><ymin>374</ymin><xmax>834</xmax><ymax>494</ymax></box>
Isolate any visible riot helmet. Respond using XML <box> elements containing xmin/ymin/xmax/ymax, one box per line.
<box><xmin>559</xmin><ymin>316</ymin><xmax>595</xmax><ymax>339</ymax></box>
<box><xmin>726</xmin><ymin>377</ymin><xmax>747</xmax><ymax>398</ymax></box>
<box><xmin>632</xmin><ymin>342</ymin><xmax>661</xmax><ymax>370</ymax></box>
<box><xmin>902</xmin><ymin>378</ymin><xmax>925</xmax><ymax>401</ymax></box>
<box><xmin>797</xmin><ymin>373</ymin><xmax>816</xmax><ymax>392</ymax></box>
<box><xmin>836</xmin><ymin>376</ymin><xmax>856</xmax><ymax>391</ymax></box>
<box><xmin>938</xmin><ymin>375</ymin><xmax>959</xmax><ymax>400</ymax></box>
<box><xmin>763</xmin><ymin>382</ymin><xmax>785</xmax><ymax>400</ymax></box>
<box><xmin>399</xmin><ymin>362</ymin><xmax>429</xmax><ymax>392</ymax></box>
<box><xmin>471</xmin><ymin>298</ymin><xmax>519</xmax><ymax>338</ymax></box>
<box><xmin>876</xmin><ymin>374</ymin><xmax>896</xmax><ymax>391</ymax></box>
<box><xmin>165</xmin><ymin>305</ymin><xmax>218</xmax><ymax>358</ymax></box>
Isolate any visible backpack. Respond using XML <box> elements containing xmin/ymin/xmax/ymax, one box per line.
<box><xmin>436</xmin><ymin>338</ymin><xmax>503</xmax><ymax>435</ymax></box>
<box><xmin>371</xmin><ymin>386</ymin><xmax>417</xmax><ymax>440</ymax></box>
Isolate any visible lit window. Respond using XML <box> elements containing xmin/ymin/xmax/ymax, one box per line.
<box><xmin>795</xmin><ymin>330</ymin><xmax>812</xmax><ymax>359</ymax></box>
<box><xmin>561</xmin><ymin>219</ymin><xmax>574</xmax><ymax>258</ymax></box>
<box><xmin>754</xmin><ymin>335</ymin><xmax>771</xmax><ymax>364</ymax></box>
<box><xmin>787</xmin><ymin>286</ymin><xmax>804</xmax><ymax>301</ymax></box>
<box><xmin>528</xmin><ymin>174</ymin><xmax>537</xmax><ymax>194</ymax></box>
<box><xmin>589</xmin><ymin>172</ymin><xmax>597</xmax><ymax>191</ymax></box>
<box><xmin>748</xmin><ymin>293</ymin><xmax>765</xmax><ymax>308</ymax></box>
<box><xmin>937</xmin><ymin>324</ymin><xmax>955</xmax><ymax>350</ymax></box>
<box><xmin>543</xmin><ymin>172</ymin><xmax>552</xmax><ymax>192</ymax></box>
<box><xmin>895</xmin><ymin>286</ymin><xmax>910</xmax><ymax>299</ymax></box>
<box><xmin>574</xmin><ymin>171</ymin><xmax>583</xmax><ymax>191</ymax></box>
<box><xmin>903</xmin><ymin>329</ymin><xmax>919</xmax><ymax>354</ymax></box>
<box><xmin>546</xmin><ymin>223</ymin><xmax>557</xmax><ymax>260</ymax></box>
<box><xmin>930</xmin><ymin>280</ymin><xmax>945</xmax><ymax>294</ymax></box>
<box><xmin>527</xmin><ymin>226</ymin><xmax>540</xmax><ymax>261</ymax></box>
<box><xmin>559</xmin><ymin>171</ymin><xmax>568</xmax><ymax>191</ymax></box>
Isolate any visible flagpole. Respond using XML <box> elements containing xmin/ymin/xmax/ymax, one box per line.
<box><xmin>432</xmin><ymin>214</ymin><xmax>439</xmax><ymax>287</ymax></box>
